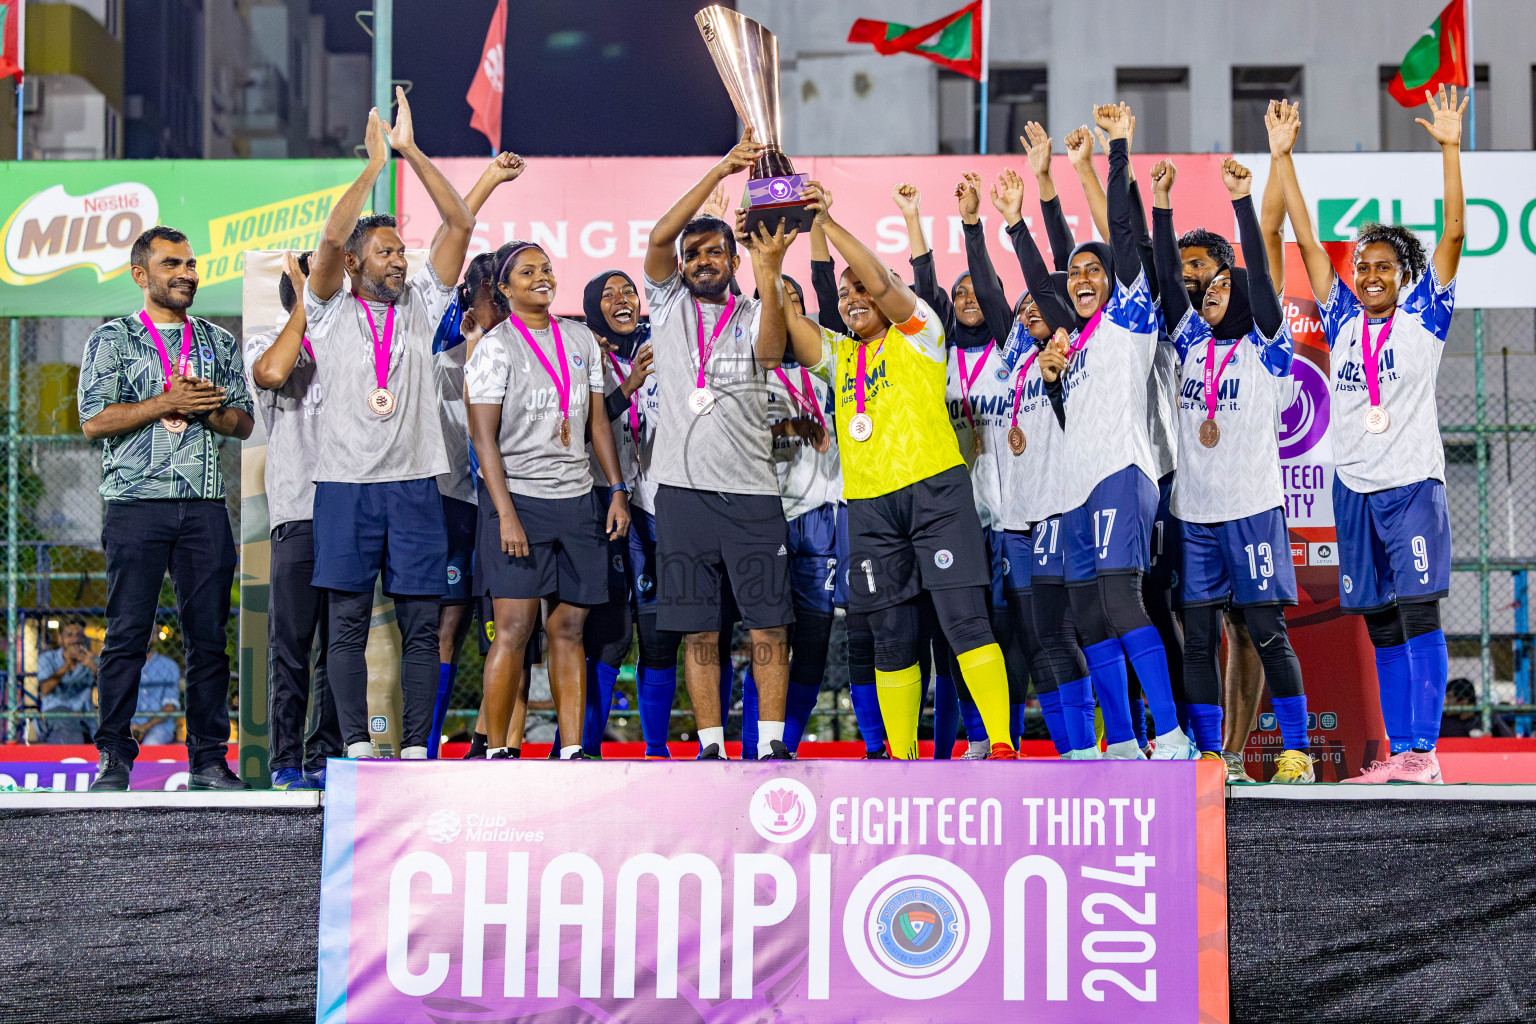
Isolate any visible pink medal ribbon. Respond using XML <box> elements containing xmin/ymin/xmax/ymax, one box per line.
<box><xmin>694</xmin><ymin>293</ymin><xmax>737</xmax><ymax>388</ymax></box>
<box><xmin>139</xmin><ymin>310</ymin><xmax>196</xmax><ymax>434</ymax></box>
<box><xmin>956</xmin><ymin>341</ymin><xmax>995</xmax><ymax>445</ymax></box>
<box><xmin>1202</xmin><ymin>336</ymin><xmax>1241</xmax><ymax>420</ymax></box>
<box><xmin>509</xmin><ymin>314</ymin><xmax>573</xmax><ymax>445</ymax></box>
<box><xmin>774</xmin><ymin>366</ymin><xmax>827</xmax><ymax>428</ymax></box>
<box><xmin>608</xmin><ymin>351</ymin><xmax>641</xmax><ymax>438</ymax></box>
<box><xmin>1067</xmin><ymin>306</ymin><xmax>1104</xmax><ymax>359</ymax></box>
<box><xmin>1008</xmin><ymin>348</ymin><xmax>1042</xmax><ymax>431</ymax></box>
<box><xmin>356</xmin><ymin>296</ymin><xmax>396</xmax><ymax>414</ymax></box>
<box><xmin>302</xmin><ymin>336</ymin><xmax>316</xmax><ymax>363</ymax></box>
<box><xmin>1360</xmin><ymin>314</ymin><xmax>1394</xmax><ymax>433</ymax></box>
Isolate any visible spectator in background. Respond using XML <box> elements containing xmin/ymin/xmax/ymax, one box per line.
<box><xmin>133</xmin><ymin>645</ymin><xmax>183</xmax><ymax>746</ymax></box>
<box><xmin>1440</xmin><ymin>677</ymin><xmax>1514</xmax><ymax>738</ymax></box>
<box><xmin>34</xmin><ymin>621</ymin><xmax>97</xmax><ymax>744</ymax></box>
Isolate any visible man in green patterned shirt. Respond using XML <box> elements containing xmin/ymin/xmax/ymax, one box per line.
<box><xmin>76</xmin><ymin>225</ymin><xmax>255</xmax><ymax>792</ymax></box>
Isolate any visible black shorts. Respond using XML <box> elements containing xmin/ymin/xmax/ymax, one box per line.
<box><xmin>441</xmin><ymin>495</ymin><xmax>477</xmax><ymax>605</ymax></box>
<box><xmin>476</xmin><ymin>485</ymin><xmax>610</xmax><ymax>606</ymax></box>
<box><xmin>654</xmin><ymin>484</ymin><xmax>794</xmax><ymax>633</ymax></box>
<box><xmin>846</xmin><ymin>465</ymin><xmax>991</xmax><ymax>613</ymax></box>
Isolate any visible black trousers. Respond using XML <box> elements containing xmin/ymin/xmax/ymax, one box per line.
<box><xmin>326</xmin><ymin>589</ymin><xmax>439</xmax><ymax>748</ymax></box>
<box><xmin>268</xmin><ymin>521</ymin><xmax>342</xmax><ymax>770</ymax></box>
<box><xmin>97</xmin><ymin>499</ymin><xmax>236</xmax><ymax>769</ymax></box>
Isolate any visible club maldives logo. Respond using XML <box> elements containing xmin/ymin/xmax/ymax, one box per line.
<box><xmin>425</xmin><ymin>809</ymin><xmax>461</xmax><ymax>844</ymax></box>
<box><xmin>1279</xmin><ymin>352</ymin><xmax>1330</xmax><ymax>460</ymax></box>
<box><xmin>748</xmin><ymin>777</ymin><xmax>816</xmax><ymax>843</ymax></box>
<box><xmin>844</xmin><ymin>856</ymin><xmax>991</xmax><ymax>998</ymax></box>
<box><xmin>2</xmin><ymin>183</ymin><xmax>159</xmax><ymax>285</ymax></box>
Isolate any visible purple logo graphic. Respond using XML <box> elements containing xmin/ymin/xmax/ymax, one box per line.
<box><xmin>766</xmin><ymin>787</ymin><xmax>803</xmax><ymax>828</ymax></box>
<box><xmin>749</xmin><ymin>777</ymin><xmax>816</xmax><ymax>842</ymax></box>
<box><xmin>1279</xmin><ymin>354</ymin><xmax>1330</xmax><ymax>460</ymax></box>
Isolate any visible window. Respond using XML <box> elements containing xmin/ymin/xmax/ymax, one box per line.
<box><xmin>937</xmin><ymin>67</ymin><xmax>1046</xmax><ymax>155</ymax></box>
<box><xmin>1116</xmin><ymin>67</ymin><xmax>1189</xmax><ymax>152</ymax></box>
<box><xmin>1232</xmin><ymin>66</ymin><xmax>1303</xmax><ymax>152</ymax></box>
<box><xmin>1380</xmin><ymin>65</ymin><xmax>1488</xmax><ymax>151</ymax></box>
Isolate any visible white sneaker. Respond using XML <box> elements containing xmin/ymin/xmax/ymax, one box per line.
<box><xmin>345</xmin><ymin>741</ymin><xmax>376</xmax><ymax>759</ymax></box>
<box><xmin>1103</xmin><ymin>739</ymin><xmax>1146</xmax><ymax>760</ymax></box>
<box><xmin>960</xmin><ymin>740</ymin><xmax>990</xmax><ymax>760</ymax></box>
<box><xmin>1068</xmin><ymin>746</ymin><xmax>1101</xmax><ymax>760</ymax></box>
<box><xmin>400</xmin><ymin>745</ymin><xmax>429</xmax><ymax>760</ymax></box>
<box><xmin>1151</xmin><ymin>727</ymin><xmax>1196</xmax><ymax>760</ymax></box>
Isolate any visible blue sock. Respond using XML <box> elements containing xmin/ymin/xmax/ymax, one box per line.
<box><xmin>1187</xmin><ymin>702</ymin><xmax>1223</xmax><ymax>753</ymax></box>
<box><xmin>638</xmin><ymin>664</ymin><xmax>678</xmax><ymax>757</ymax></box>
<box><xmin>1037</xmin><ymin>692</ymin><xmax>1070</xmax><ymax>755</ymax></box>
<box><xmin>850</xmin><ymin>684</ymin><xmax>886</xmax><ymax>753</ymax></box>
<box><xmin>741</xmin><ymin>671</ymin><xmax>758</xmax><ymax>760</ymax></box>
<box><xmin>1058</xmin><ymin>676</ymin><xmax>1097</xmax><ymax>751</ymax></box>
<box><xmin>1084</xmin><ymin>639</ymin><xmax>1135</xmax><ymax>744</ymax></box>
<box><xmin>932</xmin><ymin>674</ymin><xmax>959</xmax><ymax>759</ymax></box>
<box><xmin>1373</xmin><ymin>642</ymin><xmax>1413</xmax><ymax>754</ymax></box>
<box><xmin>1407</xmin><ymin>629</ymin><xmax>1449</xmax><ymax>752</ymax></box>
<box><xmin>961</xmin><ymin>699</ymin><xmax>988</xmax><ymax>743</ymax></box>
<box><xmin>1009</xmin><ymin>703</ymin><xmax>1025</xmax><ymax>747</ymax></box>
<box><xmin>1120</xmin><ymin>626</ymin><xmax>1179</xmax><ymax>735</ymax></box>
<box><xmin>581</xmin><ymin>660</ymin><xmax>620</xmax><ymax>757</ymax></box>
<box><xmin>1272</xmin><ymin>694</ymin><xmax>1310</xmax><ymax>751</ymax></box>
<box><xmin>1175</xmin><ymin>700</ymin><xmax>1190</xmax><ymax>739</ymax></box>
<box><xmin>428</xmin><ymin>663</ymin><xmax>456</xmax><ymax>758</ymax></box>
<box><xmin>784</xmin><ymin>681</ymin><xmax>820</xmax><ymax>751</ymax></box>
<box><xmin>1130</xmin><ymin>697</ymin><xmax>1150</xmax><ymax>748</ymax></box>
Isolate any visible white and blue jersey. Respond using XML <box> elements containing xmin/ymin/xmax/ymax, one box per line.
<box><xmin>945</xmin><ymin>341</ymin><xmax>1013</xmax><ymax>529</ymax></box>
<box><xmin>766</xmin><ymin>366</ymin><xmax>841</xmax><ymax>613</ymax></box>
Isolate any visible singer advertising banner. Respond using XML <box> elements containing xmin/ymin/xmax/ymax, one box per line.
<box><xmin>317</xmin><ymin>760</ymin><xmax>1228</xmax><ymax>1024</ymax></box>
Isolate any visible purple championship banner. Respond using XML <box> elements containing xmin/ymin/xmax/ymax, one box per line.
<box><xmin>317</xmin><ymin>761</ymin><xmax>1228</xmax><ymax>1023</ymax></box>
<box><xmin>0</xmin><ymin>760</ymin><xmax>207</xmax><ymax>791</ymax></box>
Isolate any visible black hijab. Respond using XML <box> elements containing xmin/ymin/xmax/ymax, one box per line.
<box><xmin>1211</xmin><ymin>267</ymin><xmax>1254</xmax><ymax>341</ymax></box>
<box><xmin>950</xmin><ymin>271</ymin><xmax>995</xmax><ymax>349</ymax></box>
<box><xmin>583</xmin><ymin>268</ymin><xmax>649</xmax><ymax>359</ymax></box>
<box><xmin>1066</xmin><ymin>241</ymin><xmax>1115</xmax><ymax>331</ymax></box>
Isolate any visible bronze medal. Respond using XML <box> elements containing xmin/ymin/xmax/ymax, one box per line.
<box><xmin>1008</xmin><ymin>426</ymin><xmax>1026</xmax><ymax>455</ymax></box>
<box><xmin>559</xmin><ymin>417</ymin><xmax>572</xmax><ymax>447</ymax></box>
<box><xmin>688</xmin><ymin>387</ymin><xmax>716</xmax><ymax>416</ymax></box>
<box><xmin>973</xmin><ymin>432</ymin><xmax>983</xmax><ymax>457</ymax></box>
<box><xmin>1363</xmin><ymin>405</ymin><xmax>1389</xmax><ymax>434</ymax></box>
<box><xmin>1198</xmin><ymin>419</ymin><xmax>1220</xmax><ymax>448</ymax></box>
<box><xmin>848</xmin><ymin>412</ymin><xmax>874</xmax><ymax>443</ymax></box>
<box><xmin>161</xmin><ymin>416</ymin><xmax>188</xmax><ymax>435</ymax></box>
<box><xmin>368</xmin><ymin>387</ymin><xmax>396</xmax><ymax>416</ymax></box>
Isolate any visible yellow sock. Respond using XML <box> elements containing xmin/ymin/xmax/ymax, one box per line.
<box><xmin>955</xmin><ymin>644</ymin><xmax>1013</xmax><ymax>748</ymax></box>
<box><xmin>874</xmin><ymin>664</ymin><xmax>922</xmax><ymax>759</ymax></box>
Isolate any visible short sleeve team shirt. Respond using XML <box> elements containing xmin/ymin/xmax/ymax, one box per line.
<box><xmin>1317</xmin><ymin>263</ymin><xmax>1455</xmax><ymax>494</ymax></box>
<box><xmin>244</xmin><ymin>328</ymin><xmax>324</xmax><ymax>528</ymax></box>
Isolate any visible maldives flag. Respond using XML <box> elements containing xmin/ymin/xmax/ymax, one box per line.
<box><xmin>0</xmin><ymin>0</ymin><xmax>24</xmax><ymax>83</ymax></box>
<box><xmin>465</xmin><ymin>0</ymin><xmax>506</xmax><ymax>150</ymax></box>
<box><xmin>848</xmin><ymin>1</ymin><xmax>984</xmax><ymax>81</ymax></box>
<box><xmin>1387</xmin><ymin>0</ymin><xmax>1467</xmax><ymax>107</ymax></box>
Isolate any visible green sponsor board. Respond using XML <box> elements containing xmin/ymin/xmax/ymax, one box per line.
<box><xmin>0</xmin><ymin>160</ymin><xmax>371</xmax><ymax>316</ymax></box>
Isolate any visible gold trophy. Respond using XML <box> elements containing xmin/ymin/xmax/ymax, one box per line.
<box><xmin>695</xmin><ymin>5</ymin><xmax>815</xmax><ymax>235</ymax></box>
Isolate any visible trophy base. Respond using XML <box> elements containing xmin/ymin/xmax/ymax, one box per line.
<box><xmin>744</xmin><ymin>201</ymin><xmax>816</xmax><ymax>237</ymax></box>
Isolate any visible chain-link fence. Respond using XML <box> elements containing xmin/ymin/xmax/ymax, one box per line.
<box><xmin>5</xmin><ymin>309</ymin><xmax>1534</xmax><ymax>747</ymax></box>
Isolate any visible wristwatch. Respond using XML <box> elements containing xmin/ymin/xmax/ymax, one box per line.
<box><xmin>608</xmin><ymin>482</ymin><xmax>629</xmax><ymax>499</ymax></box>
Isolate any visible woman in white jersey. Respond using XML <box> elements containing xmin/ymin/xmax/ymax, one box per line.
<box><xmin>1151</xmin><ymin>155</ymin><xmax>1312</xmax><ymax>783</ymax></box>
<box><xmin>467</xmin><ymin>241</ymin><xmax>632</xmax><ymax>760</ymax></box>
<box><xmin>1272</xmin><ymin>91</ymin><xmax>1465</xmax><ymax>784</ymax></box>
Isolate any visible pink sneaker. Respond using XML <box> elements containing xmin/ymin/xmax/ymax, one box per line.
<box><xmin>1390</xmin><ymin>750</ymin><xmax>1443</xmax><ymax>784</ymax></box>
<box><xmin>1340</xmin><ymin>751</ymin><xmax>1409</xmax><ymax>784</ymax></box>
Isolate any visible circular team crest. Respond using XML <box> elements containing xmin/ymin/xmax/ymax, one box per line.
<box><xmin>1342</xmin><ymin>575</ymin><xmax>1353</xmax><ymax>594</ymax></box>
<box><xmin>1169</xmin><ymin>569</ymin><xmax>1180</xmax><ymax>588</ymax></box>
<box><xmin>571</xmin><ymin>352</ymin><xmax>585</xmax><ymax>367</ymax></box>
<box><xmin>843</xmin><ymin>855</ymin><xmax>990</xmax><ymax>999</ymax></box>
<box><xmin>637</xmin><ymin>573</ymin><xmax>654</xmax><ymax>593</ymax></box>
<box><xmin>995</xmin><ymin>368</ymin><xmax>1010</xmax><ymax>382</ymax></box>
<box><xmin>934</xmin><ymin>549</ymin><xmax>954</xmax><ymax>569</ymax></box>
<box><xmin>748</xmin><ymin>777</ymin><xmax>817</xmax><ymax>843</ymax></box>
<box><xmin>1001</xmin><ymin>557</ymin><xmax>1011</xmax><ymax>577</ymax></box>
<box><xmin>446</xmin><ymin>565</ymin><xmax>462</xmax><ymax>585</ymax></box>
<box><xmin>611</xmin><ymin>554</ymin><xmax>624</xmax><ymax>573</ymax></box>
<box><xmin>734</xmin><ymin>325</ymin><xmax>744</xmax><ymax>340</ymax></box>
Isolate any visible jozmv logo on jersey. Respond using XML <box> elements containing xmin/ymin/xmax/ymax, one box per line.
<box><xmin>425</xmin><ymin>809</ymin><xmax>461</xmax><ymax>844</ymax></box>
<box><xmin>748</xmin><ymin>777</ymin><xmax>816</xmax><ymax>843</ymax></box>
<box><xmin>934</xmin><ymin>549</ymin><xmax>954</xmax><ymax>569</ymax></box>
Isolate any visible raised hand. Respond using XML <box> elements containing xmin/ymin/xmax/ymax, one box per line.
<box><xmin>892</xmin><ymin>182</ymin><xmax>922</xmax><ymax>216</ymax></box>
<box><xmin>1221</xmin><ymin>157</ymin><xmax>1252</xmax><ymax>200</ymax></box>
<box><xmin>623</xmin><ymin>342</ymin><xmax>655</xmax><ymax>397</ymax></box>
<box><xmin>162</xmin><ymin>374</ymin><xmax>226</xmax><ymax>417</ymax></box>
<box><xmin>1149</xmin><ymin>159</ymin><xmax>1176</xmax><ymax>198</ymax></box>
<box><xmin>734</xmin><ymin>207</ymin><xmax>754</xmax><ymax>250</ymax></box>
<box><xmin>282</xmin><ymin>250</ymin><xmax>307</xmax><ymax>290</ymax></box>
<box><xmin>1092</xmin><ymin>102</ymin><xmax>1129</xmax><ymax>141</ymax></box>
<box><xmin>1417</xmin><ymin>84</ymin><xmax>1467</xmax><ymax>149</ymax></box>
<box><xmin>1266</xmin><ymin>99</ymin><xmax>1301</xmax><ymax>158</ymax></box>
<box><xmin>715</xmin><ymin>126</ymin><xmax>766</xmax><ymax>180</ymax></box>
<box><xmin>750</xmin><ymin>220</ymin><xmax>799</xmax><ymax>270</ymax></box>
<box><xmin>802</xmin><ymin>180</ymin><xmax>833</xmax><ymax>225</ymax></box>
<box><xmin>1064</xmin><ymin>126</ymin><xmax>1094</xmax><ymax>169</ymax></box>
<box><xmin>487</xmin><ymin>151</ymin><xmax>526</xmax><ymax>183</ymax></box>
<box><xmin>699</xmin><ymin>182</ymin><xmax>731</xmax><ymax>222</ymax></box>
<box><xmin>1094</xmin><ymin>106</ymin><xmax>1137</xmax><ymax>155</ymax></box>
<box><xmin>990</xmin><ymin>167</ymin><xmax>1026</xmax><ymax>221</ymax></box>
<box><xmin>1038</xmin><ymin>342</ymin><xmax>1068</xmax><ymax>383</ymax></box>
<box><xmin>955</xmin><ymin>172</ymin><xmax>982</xmax><ymax>221</ymax></box>
<box><xmin>364</xmin><ymin>107</ymin><xmax>388</xmax><ymax>165</ymax></box>
<box><xmin>382</xmin><ymin>85</ymin><xmax>415</xmax><ymax>153</ymax></box>
<box><xmin>1021</xmin><ymin>121</ymin><xmax>1053</xmax><ymax>179</ymax></box>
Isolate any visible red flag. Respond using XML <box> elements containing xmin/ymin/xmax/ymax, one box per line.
<box><xmin>465</xmin><ymin>0</ymin><xmax>505</xmax><ymax>150</ymax></box>
<box><xmin>1387</xmin><ymin>0</ymin><xmax>1467</xmax><ymax>107</ymax></box>
<box><xmin>848</xmin><ymin>2</ymin><xmax>983</xmax><ymax>81</ymax></box>
<box><xmin>0</xmin><ymin>0</ymin><xmax>24</xmax><ymax>83</ymax></box>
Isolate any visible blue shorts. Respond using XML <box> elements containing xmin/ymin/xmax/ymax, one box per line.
<box><xmin>441</xmin><ymin>495</ymin><xmax>477</xmax><ymax>604</ymax></box>
<box><xmin>1180</xmin><ymin>508</ymin><xmax>1298</xmax><ymax>608</ymax></box>
<box><xmin>1333</xmin><ymin>478</ymin><xmax>1451</xmax><ymax>613</ymax></box>
<box><xmin>1148</xmin><ymin>472</ymin><xmax>1181</xmax><ymax>593</ymax></box>
<box><xmin>604</xmin><ymin>536</ymin><xmax>630</xmax><ymax>605</ymax></box>
<box><xmin>833</xmin><ymin>503</ymin><xmax>850</xmax><ymax>607</ymax></box>
<box><xmin>312</xmin><ymin>479</ymin><xmax>448</xmax><ymax>596</ymax></box>
<box><xmin>788</xmin><ymin>504</ymin><xmax>839</xmax><ymax>615</ymax></box>
<box><xmin>1062</xmin><ymin>466</ymin><xmax>1158</xmax><ymax>584</ymax></box>
<box><xmin>1032</xmin><ymin>515</ymin><xmax>1066</xmax><ymax>584</ymax></box>
<box><xmin>628</xmin><ymin>507</ymin><xmax>661</xmax><ymax>612</ymax></box>
<box><xmin>999</xmin><ymin>528</ymin><xmax>1034</xmax><ymax>595</ymax></box>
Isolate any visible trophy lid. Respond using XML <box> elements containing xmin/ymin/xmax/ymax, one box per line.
<box><xmin>695</xmin><ymin>5</ymin><xmax>782</xmax><ymax>149</ymax></box>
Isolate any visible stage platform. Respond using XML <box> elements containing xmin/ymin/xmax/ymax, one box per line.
<box><xmin>1</xmin><ymin>785</ymin><xmax>1533</xmax><ymax>1024</ymax></box>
